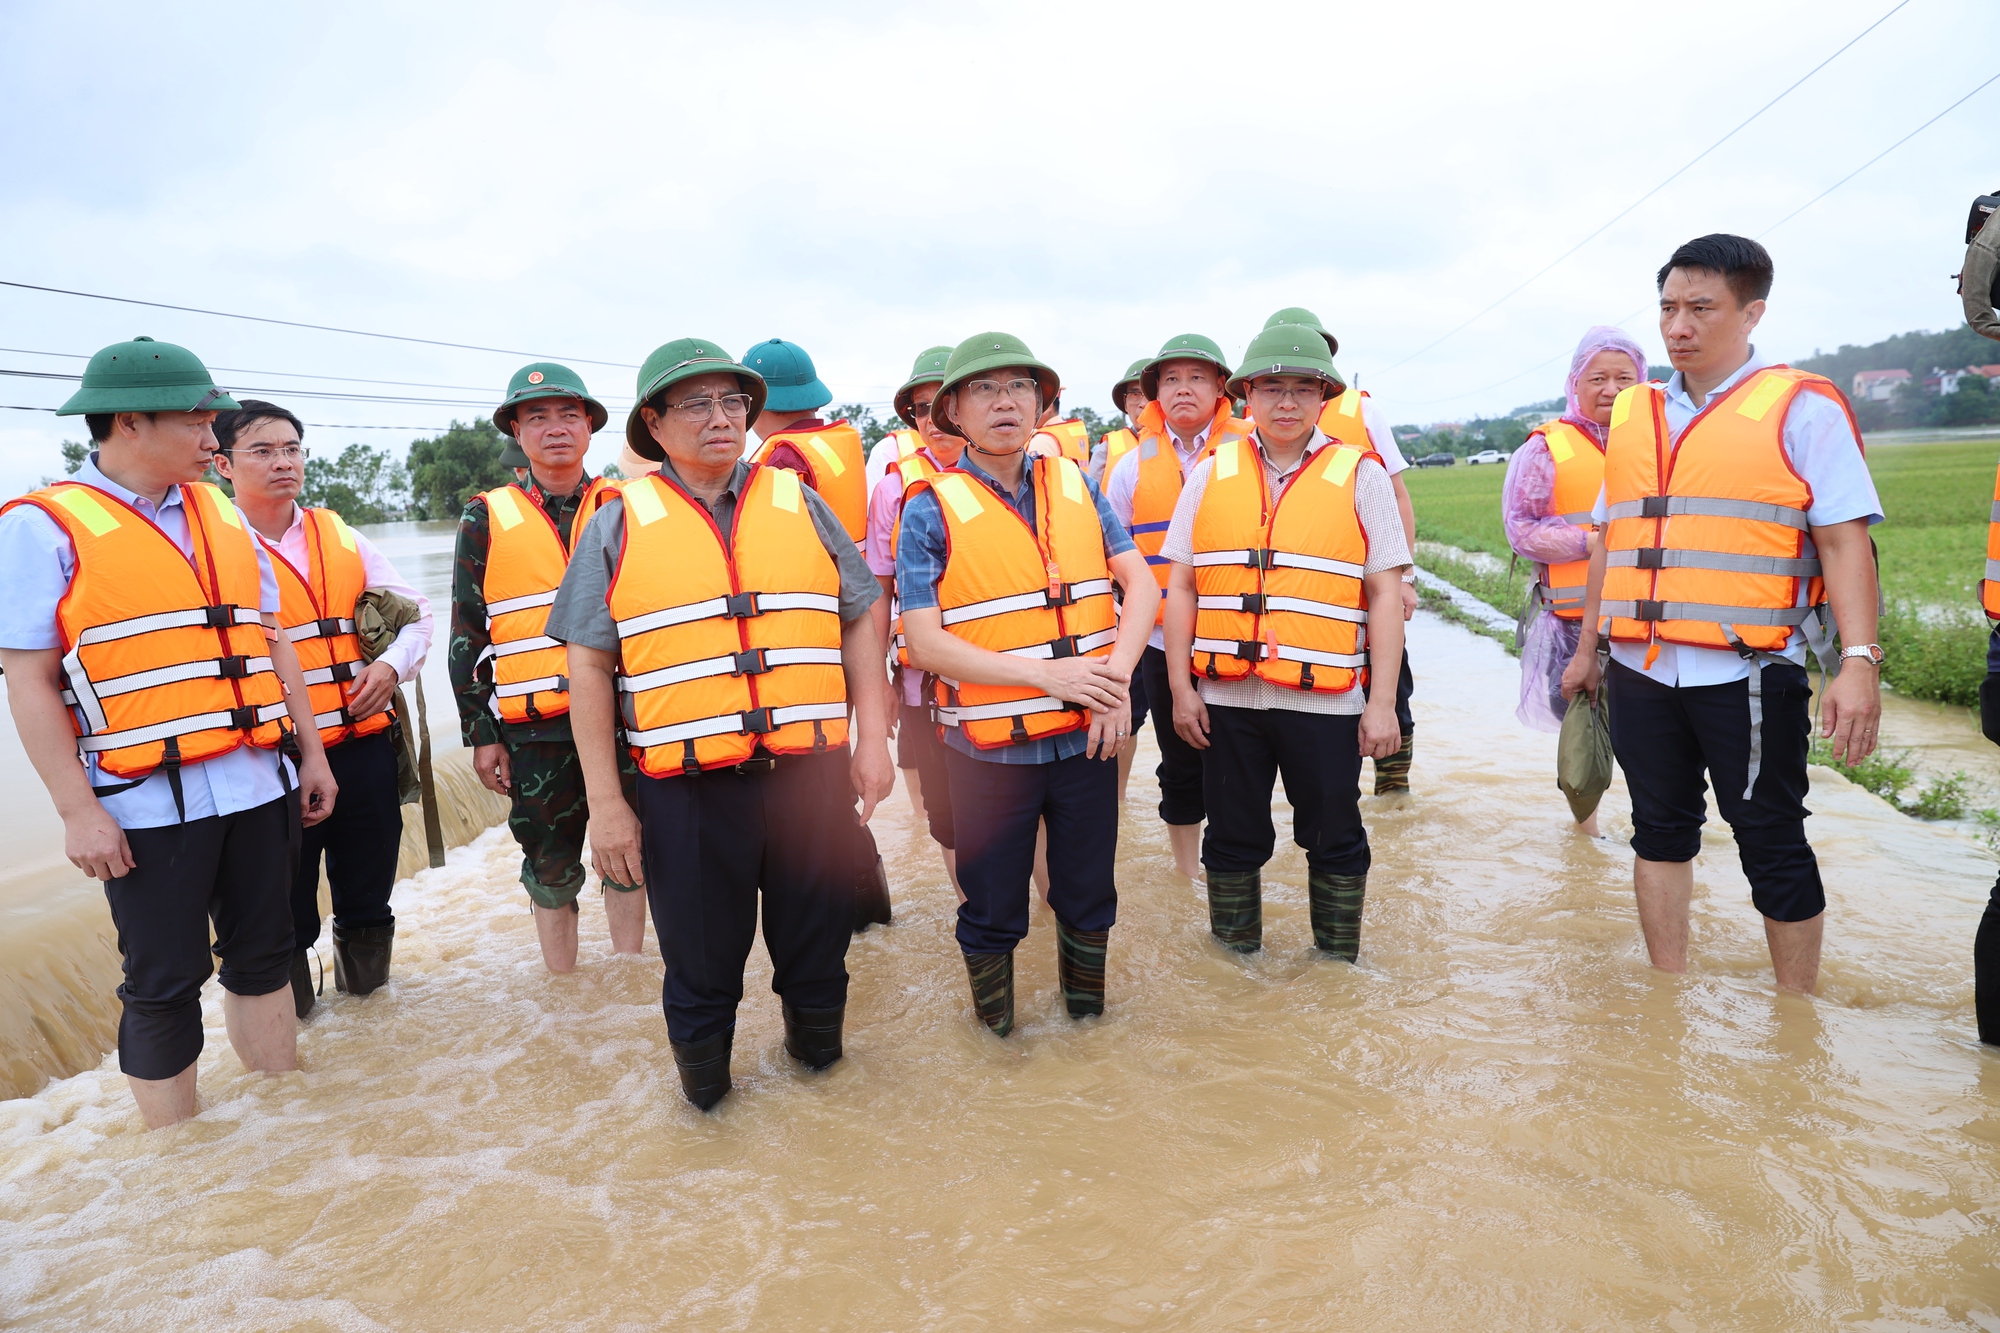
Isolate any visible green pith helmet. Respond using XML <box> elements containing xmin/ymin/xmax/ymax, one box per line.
<box><xmin>741</xmin><ymin>338</ymin><xmax>831</xmax><ymax>415</ymax></box>
<box><xmin>931</xmin><ymin>332</ymin><xmax>1061</xmax><ymax>439</ymax></box>
<box><xmin>625</xmin><ymin>338</ymin><xmax>767</xmax><ymax>461</ymax></box>
<box><xmin>493</xmin><ymin>362</ymin><xmax>609</xmax><ymax>437</ymax></box>
<box><xmin>56</xmin><ymin>336</ymin><xmax>239</xmax><ymax>416</ymax></box>
<box><xmin>1227</xmin><ymin>323</ymin><xmax>1347</xmax><ymax>401</ymax></box>
<box><xmin>1140</xmin><ymin>333</ymin><xmax>1231</xmax><ymax>399</ymax></box>
<box><xmin>894</xmin><ymin>344</ymin><xmax>954</xmax><ymax>428</ymax></box>
<box><xmin>1110</xmin><ymin>358</ymin><xmax>1149</xmax><ymax>411</ymax></box>
<box><xmin>499</xmin><ymin>437</ymin><xmax>531</xmax><ymax>469</ymax></box>
<box><xmin>1263</xmin><ymin>306</ymin><xmax>1339</xmax><ymax>357</ymax></box>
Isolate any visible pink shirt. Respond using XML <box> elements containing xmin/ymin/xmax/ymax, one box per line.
<box><xmin>865</xmin><ymin>447</ymin><xmax>951</xmax><ymax>705</ymax></box>
<box><xmin>262</xmin><ymin>504</ymin><xmax>434</xmax><ymax>683</ymax></box>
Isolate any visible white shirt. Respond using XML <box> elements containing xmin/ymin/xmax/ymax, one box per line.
<box><xmin>1587</xmin><ymin>347</ymin><xmax>1883</xmax><ymax>687</ymax></box>
<box><xmin>259</xmin><ymin>503</ymin><xmax>434</xmax><ymax>683</ymax></box>
<box><xmin>1353</xmin><ymin>394</ymin><xmax>1411</xmax><ymax>476</ymax></box>
<box><xmin>1107</xmin><ymin>418</ymin><xmax>1215</xmax><ymax>652</ymax></box>
<box><xmin>865</xmin><ymin>433</ymin><xmax>905</xmax><ymax>498</ymax></box>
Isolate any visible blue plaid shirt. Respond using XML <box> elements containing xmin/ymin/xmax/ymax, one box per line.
<box><xmin>895</xmin><ymin>451</ymin><xmax>1136</xmax><ymax>765</ymax></box>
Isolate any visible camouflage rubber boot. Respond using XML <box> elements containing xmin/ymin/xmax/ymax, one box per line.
<box><xmin>1373</xmin><ymin>731</ymin><xmax>1414</xmax><ymax>794</ymax></box>
<box><xmin>1309</xmin><ymin>871</ymin><xmax>1367</xmax><ymax>961</ymax></box>
<box><xmin>1206</xmin><ymin>870</ymin><xmax>1262</xmax><ymax>952</ymax></box>
<box><xmin>963</xmin><ymin>951</ymin><xmax>1016</xmax><ymax>1036</ymax></box>
<box><xmin>1055</xmin><ymin>923</ymin><xmax>1109</xmax><ymax>1019</ymax></box>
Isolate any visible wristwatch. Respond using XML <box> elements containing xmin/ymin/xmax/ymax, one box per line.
<box><xmin>1400</xmin><ymin>570</ymin><xmax>1418</xmax><ymax>584</ymax></box>
<box><xmin>1839</xmin><ymin>643</ymin><xmax>1886</xmax><ymax>667</ymax></box>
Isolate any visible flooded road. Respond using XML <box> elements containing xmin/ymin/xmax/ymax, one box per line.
<box><xmin>2</xmin><ymin>612</ymin><xmax>1997</xmax><ymax>1329</ymax></box>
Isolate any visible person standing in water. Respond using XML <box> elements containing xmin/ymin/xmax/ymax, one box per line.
<box><xmin>1161</xmin><ymin>325</ymin><xmax>1409</xmax><ymax>958</ymax></box>
<box><xmin>550</xmin><ymin>337</ymin><xmax>892</xmax><ymax>1110</ymax></box>
<box><xmin>0</xmin><ymin>337</ymin><xmax>338</xmax><ymax>1129</ymax></box>
<box><xmin>1503</xmin><ymin>327</ymin><xmax>1647</xmax><ymax>837</ymax></box>
<box><xmin>1564</xmin><ymin>234</ymin><xmax>1883</xmax><ymax>993</ymax></box>
<box><xmin>451</xmin><ymin>363</ymin><xmax>639</xmax><ymax>974</ymax></box>
<box><xmin>1104</xmin><ymin>334</ymin><xmax>1255</xmax><ymax>879</ymax></box>
<box><xmin>866</xmin><ymin>346</ymin><xmax>964</xmax><ymax>891</ymax></box>
<box><xmin>898</xmin><ymin>333</ymin><xmax>1158</xmax><ymax>1036</ymax></box>
<box><xmin>212</xmin><ymin>400</ymin><xmax>434</xmax><ymax>1014</ymax></box>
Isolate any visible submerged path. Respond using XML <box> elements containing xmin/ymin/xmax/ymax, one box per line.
<box><xmin>1</xmin><ymin>611</ymin><xmax>1995</xmax><ymax>1331</ymax></box>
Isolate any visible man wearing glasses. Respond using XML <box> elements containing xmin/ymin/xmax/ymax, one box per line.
<box><xmin>451</xmin><ymin>363</ymin><xmax>638</xmax><ymax>974</ymax></box>
<box><xmin>549</xmin><ymin>338</ymin><xmax>892</xmax><ymax>1110</ymax></box>
<box><xmin>897</xmin><ymin>334</ymin><xmax>1158</xmax><ymax>1037</ymax></box>
<box><xmin>1160</xmin><ymin>325</ymin><xmax>1409</xmax><ymax>961</ymax></box>
<box><xmin>212</xmin><ymin>400</ymin><xmax>433</xmax><ymax>1015</ymax></box>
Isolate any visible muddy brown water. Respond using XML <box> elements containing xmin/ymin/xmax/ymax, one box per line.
<box><xmin>2</xmin><ymin>608</ymin><xmax>1997</xmax><ymax>1329</ymax></box>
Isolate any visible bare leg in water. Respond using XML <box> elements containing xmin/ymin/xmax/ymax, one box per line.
<box><xmin>1634</xmin><ymin>856</ymin><xmax>1821</xmax><ymax>992</ymax></box>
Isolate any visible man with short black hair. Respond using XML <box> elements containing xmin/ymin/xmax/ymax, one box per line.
<box><xmin>1565</xmin><ymin>233</ymin><xmax>1884</xmax><ymax>993</ymax></box>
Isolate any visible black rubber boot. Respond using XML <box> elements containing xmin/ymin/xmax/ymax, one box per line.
<box><xmin>1056</xmin><ymin>923</ymin><xmax>1109</xmax><ymax>1019</ymax></box>
<box><xmin>289</xmin><ymin>950</ymin><xmax>317</xmax><ymax>1020</ymax></box>
<box><xmin>853</xmin><ymin>855</ymin><xmax>893</xmax><ymax>932</ymax></box>
<box><xmin>1373</xmin><ymin>731</ymin><xmax>1414</xmax><ymax>795</ymax></box>
<box><xmin>782</xmin><ymin>1002</ymin><xmax>845</xmax><ymax>1070</ymax></box>
<box><xmin>963</xmin><ymin>951</ymin><xmax>1015</xmax><ymax>1036</ymax></box>
<box><xmin>332</xmin><ymin>923</ymin><xmax>395</xmax><ymax>996</ymax></box>
<box><xmin>1309</xmin><ymin>870</ymin><xmax>1367</xmax><ymax>962</ymax></box>
<box><xmin>1206</xmin><ymin>869</ymin><xmax>1262</xmax><ymax>952</ymax></box>
<box><xmin>1977</xmin><ymin>870</ymin><xmax>2000</xmax><ymax>1045</ymax></box>
<box><xmin>670</xmin><ymin>1026</ymin><xmax>735</xmax><ymax>1111</ymax></box>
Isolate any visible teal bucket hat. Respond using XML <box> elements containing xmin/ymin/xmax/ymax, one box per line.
<box><xmin>57</xmin><ymin>336</ymin><xmax>238</xmax><ymax>415</ymax></box>
<box><xmin>1263</xmin><ymin>307</ymin><xmax>1339</xmax><ymax>358</ymax></box>
<box><xmin>1139</xmin><ymin>333</ymin><xmax>1232</xmax><ymax>399</ymax></box>
<box><xmin>894</xmin><ymin>344</ymin><xmax>954</xmax><ymax>428</ymax></box>
<box><xmin>932</xmin><ymin>333</ymin><xmax>1061</xmax><ymax>439</ymax></box>
<box><xmin>493</xmin><ymin>362</ymin><xmax>609</xmax><ymax>437</ymax></box>
<box><xmin>742</xmin><ymin>338</ymin><xmax>831</xmax><ymax>415</ymax></box>
<box><xmin>625</xmin><ymin>339</ymin><xmax>767</xmax><ymax>461</ymax></box>
<box><xmin>1227</xmin><ymin>323</ymin><xmax>1346</xmax><ymax>401</ymax></box>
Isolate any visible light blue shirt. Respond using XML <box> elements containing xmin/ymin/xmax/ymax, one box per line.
<box><xmin>1589</xmin><ymin>348</ymin><xmax>1882</xmax><ymax>687</ymax></box>
<box><xmin>0</xmin><ymin>454</ymin><xmax>292</xmax><ymax>828</ymax></box>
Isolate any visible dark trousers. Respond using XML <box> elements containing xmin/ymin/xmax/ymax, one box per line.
<box><xmin>1394</xmin><ymin>647</ymin><xmax>1415</xmax><ymax>735</ymax></box>
<box><xmin>291</xmin><ymin>729</ymin><xmax>402</xmax><ymax>951</ymax></box>
<box><xmin>104</xmin><ymin>795</ymin><xmax>297</xmax><ymax>1081</ymax></box>
<box><xmin>897</xmin><ymin>700</ymin><xmax>955</xmax><ymax>848</ymax></box>
<box><xmin>636</xmin><ymin>749</ymin><xmax>855</xmax><ymax>1044</ymax></box>
<box><xmin>1607</xmin><ymin>658</ymin><xmax>1824</xmax><ymax>922</ymax></box>
<box><xmin>1977</xmin><ymin>873</ymin><xmax>2000</xmax><ymax>1045</ymax></box>
<box><xmin>946</xmin><ymin>746</ymin><xmax>1118</xmax><ymax>954</ymax></box>
<box><xmin>1201</xmin><ymin>704</ymin><xmax>1370</xmax><ymax>876</ymax></box>
<box><xmin>1140</xmin><ymin>645</ymin><xmax>1205</xmax><ymax>825</ymax></box>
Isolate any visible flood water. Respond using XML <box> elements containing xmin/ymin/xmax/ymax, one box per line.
<box><xmin>3</xmin><ymin>603</ymin><xmax>1999</xmax><ymax>1327</ymax></box>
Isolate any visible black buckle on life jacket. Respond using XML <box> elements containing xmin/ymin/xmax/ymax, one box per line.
<box><xmin>1048</xmin><ymin>582</ymin><xmax>1077</xmax><ymax>607</ymax></box>
<box><xmin>551</xmin><ymin>675</ymin><xmax>569</xmax><ymax>693</ymax></box>
<box><xmin>1634</xmin><ymin>600</ymin><xmax>1664</xmax><ymax>621</ymax></box>
<box><xmin>1238</xmin><ymin>593</ymin><xmax>1266</xmax><ymax>614</ymax></box>
<box><xmin>732</xmin><ymin>756</ymin><xmax>779</xmax><ymax>774</ymax></box>
<box><xmin>731</xmin><ymin>648</ymin><xmax>771</xmax><ymax>676</ymax></box>
<box><xmin>1634</xmin><ymin>548</ymin><xmax>1665</xmax><ymax>570</ymax></box>
<box><xmin>328</xmin><ymin>661</ymin><xmax>357</xmax><ymax>683</ymax></box>
<box><xmin>226</xmin><ymin>704</ymin><xmax>259</xmax><ymax>731</ymax></box>
<box><xmin>202</xmin><ymin>603</ymin><xmax>239</xmax><ymax>629</ymax></box>
<box><xmin>681</xmin><ymin>739</ymin><xmax>701</xmax><ymax>775</ymax></box>
<box><xmin>811</xmin><ymin>719</ymin><xmax>828</xmax><ymax>753</ymax></box>
<box><xmin>740</xmin><ymin>707</ymin><xmax>776</xmax><ymax>734</ymax></box>
<box><xmin>1046</xmin><ymin>635</ymin><xmax>1079</xmax><ymax>659</ymax></box>
<box><xmin>1009</xmin><ymin>716</ymin><xmax>1030</xmax><ymax>745</ymax></box>
<box><xmin>723</xmin><ymin>592</ymin><xmax>762</xmax><ymax>618</ymax></box>
<box><xmin>1639</xmin><ymin>496</ymin><xmax>1671</xmax><ymax>518</ymax></box>
<box><xmin>315</xmin><ymin>616</ymin><xmax>346</xmax><ymax>637</ymax></box>
<box><xmin>217</xmin><ymin>654</ymin><xmax>250</xmax><ymax>679</ymax></box>
<box><xmin>1247</xmin><ymin>549</ymin><xmax>1278</xmax><ymax>570</ymax></box>
<box><xmin>1298</xmin><ymin>662</ymin><xmax>1316</xmax><ymax>691</ymax></box>
<box><xmin>1234</xmin><ymin>639</ymin><xmax>1263</xmax><ymax>661</ymax></box>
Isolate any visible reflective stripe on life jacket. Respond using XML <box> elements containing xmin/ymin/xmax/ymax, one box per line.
<box><xmin>1</xmin><ymin>480</ymin><xmax>289</xmax><ymax>778</ymax></box>
<box><xmin>1315</xmin><ymin>387</ymin><xmax>1371</xmax><ymax>444</ymax></box>
<box><xmin>1600</xmin><ymin>368</ymin><xmax>1853</xmax><ymax>652</ymax></box>
<box><xmin>1984</xmin><ymin>459</ymin><xmax>2000</xmax><ymax>620</ymax></box>
<box><xmin>1536</xmin><ymin>420</ymin><xmax>1606</xmax><ymax>620</ymax></box>
<box><xmin>1129</xmin><ymin>400</ymin><xmax>1254</xmax><ymax>626</ymax></box>
<box><xmin>758</xmin><ymin>420</ymin><xmax>868</xmax><ymax>544</ymax></box>
<box><xmin>1190</xmin><ymin>437</ymin><xmax>1377</xmax><ymax>694</ymax></box>
<box><xmin>608</xmin><ymin>465</ymin><xmax>848</xmax><ymax>777</ymax></box>
<box><xmin>480</xmin><ymin>477</ymin><xmax>618</xmax><ymax>725</ymax></box>
<box><xmin>1101</xmin><ymin>427</ymin><xmax>1138</xmax><ymax>479</ymax></box>
<box><xmin>913</xmin><ymin>456</ymin><xmax>1117</xmax><ymax>749</ymax></box>
<box><xmin>265</xmin><ymin>507</ymin><xmax>394</xmax><ymax>748</ymax></box>
<box><xmin>888</xmin><ymin>448</ymin><xmax>945</xmax><ymax>671</ymax></box>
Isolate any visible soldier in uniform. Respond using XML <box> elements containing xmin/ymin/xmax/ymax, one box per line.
<box><xmin>450</xmin><ymin>363</ymin><xmax>639</xmax><ymax>973</ymax></box>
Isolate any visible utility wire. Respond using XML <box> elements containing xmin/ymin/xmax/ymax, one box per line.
<box><xmin>0</xmin><ymin>346</ymin><xmax>507</xmax><ymax>395</ymax></box>
<box><xmin>0</xmin><ymin>280</ymin><xmax>639</xmax><ymax>369</ymax></box>
<box><xmin>1381</xmin><ymin>0</ymin><xmax>1912</xmax><ymax>373</ymax></box>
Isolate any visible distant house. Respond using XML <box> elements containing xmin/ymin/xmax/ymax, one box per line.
<box><xmin>1852</xmin><ymin>369</ymin><xmax>1910</xmax><ymax>401</ymax></box>
<box><xmin>1933</xmin><ymin>364</ymin><xmax>2000</xmax><ymax>395</ymax></box>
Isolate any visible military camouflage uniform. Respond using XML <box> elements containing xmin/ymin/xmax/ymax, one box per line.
<box><xmin>450</xmin><ymin>472</ymin><xmax>638</xmax><ymax>909</ymax></box>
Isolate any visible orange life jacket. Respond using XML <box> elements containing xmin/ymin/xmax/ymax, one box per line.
<box><xmin>1984</xmin><ymin>459</ymin><xmax>2000</xmax><ymax>620</ymax></box>
<box><xmin>1036</xmin><ymin>418</ymin><xmax>1090</xmax><ymax>465</ymax></box>
<box><xmin>758</xmin><ymin>421</ymin><xmax>868</xmax><ymax>544</ymax></box>
<box><xmin>912</xmin><ymin>456</ymin><xmax>1118</xmax><ymax>749</ymax></box>
<box><xmin>1536</xmin><ymin>419</ymin><xmax>1606</xmax><ymax>620</ymax></box>
<box><xmin>1190</xmin><ymin>437</ymin><xmax>1377</xmax><ymax>694</ymax></box>
<box><xmin>265</xmin><ymin>507</ymin><xmax>395</xmax><ymax>749</ymax></box>
<box><xmin>1101</xmin><ymin>427</ymin><xmax>1138</xmax><ymax>479</ymax></box>
<box><xmin>481</xmin><ymin>477</ymin><xmax>619</xmax><ymax>726</ymax></box>
<box><xmin>888</xmin><ymin>447</ymin><xmax>946</xmax><ymax>673</ymax></box>
<box><xmin>889</xmin><ymin>428</ymin><xmax>923</xmax><ymax>461</ymax></box>
<box><xmin>2</xmin><ymin>481</ymin><xmax>289</xmax><ymax>780</ymax></box>
<box><xmin>1600</xmin><ymin>368</ymin><xmax>1852</xmax><ymax>652</ymax></box>
<box><xmin>609</xmin><ymin>465</ymin><xmax>848</xmax><ymax>777</ymax></box>
<box><xmin>1129</xmin><ymin>400</ymin><xmax>1254</xmax><ymax>626</ymax></box>
<box><xmin>1316</xmin><ymin>387</ymin><xmax>1372</xmax><ymax>444</ymax></box>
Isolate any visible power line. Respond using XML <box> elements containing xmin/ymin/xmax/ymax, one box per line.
<box><xmin>1381</xmin><ymin>0</ymin><xmax>1911</xmax><ymax>373</ymax></box>
<box><xmin>0</xmin><ymin>279</ymin><xmax>639</xmax><ymax>369</ymax></box>
<box><xmin>3</xmin><ymin>403</ymin><xmax>463</xmax><ymax>432</ymax></box>
<box><xmin>0</xmin><ymin>346</ymin><xmax>508</xmax><ymax>395</ymax></box>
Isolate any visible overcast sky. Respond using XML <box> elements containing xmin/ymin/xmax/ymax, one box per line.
<box><xmin>2</xmin><ymin>0</ymin><xmax>1993</xmax><ymax>495</ymax></box>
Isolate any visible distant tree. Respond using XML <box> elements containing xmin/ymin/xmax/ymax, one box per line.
<box><xmin>1937</xmin><ymin>373</ymin><xmax>2000</xmax><ymax>427</ymax></box>
<box><xmin>1506</xmin><ymin>398</ymin><xmax>1564</xmax><ymax>418</ymax></box>
<box><xmin>59</xmin><ymin>439</ymin><xmax>87</xmax><ymax>475</ymax></box>
<box><xmin>304</xmin><ymin>443</ymin><xmax>408</xmax><ymax>524</ymax></box>
<box><xmin>600</xmin><ymin>462</ymin><xmax>625</xmax><ymax>481</ymax></box>
<box><xmin>834</xmin><ymin>403</ymin><xmax>894</xmax><ymax>447</ymax></box>
<box><xmin>1795</xmin><ymin>323</ymin><xmax>1998</xmax><ymax>396</ymax></box>
<box><xmin>1647</xmin><ymin>364</ymin><xmax>1674</xmax><ymax>382</ymax></box>
<box><xmin>406</xmin><ymin>419</ymin><xmax>513</xmax><ymax>521</ymax></box>
<box><xmin>1071</xmin><ymin>405</ymin><xmax>1120</xmax><ymax>444</ymax></box>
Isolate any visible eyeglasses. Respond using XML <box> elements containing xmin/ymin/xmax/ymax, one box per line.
<box><xmin>910</xmin><ymin>402</ymin><xmax>933</xmax><ymax>419</ymax></box>
<box><xmin>962</xmin><ymin>377</ymin><xmax>1040</xmax><ymax>405</ymax></box>
<box><xmin>237</xmin><ymin>444</ymin><xmax>307</xmax><ymax>463</ymax></box>
<box><xmin>666</xmin><ymin>394</ymin><xmax>753</xmax><ymax>420</ymax></box>
<box><xmin>1248</xmin><ymin>382</ymin><xmax>1322</xmax><ymax>406</ymax></box>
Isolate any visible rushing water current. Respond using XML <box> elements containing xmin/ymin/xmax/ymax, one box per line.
<box><xmin>2</xmin><ymin>611</ymin><xmax>1997</xmax><ymax>1330</ymax></box>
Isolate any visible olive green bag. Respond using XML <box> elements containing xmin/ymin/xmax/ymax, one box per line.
<box><xmin>1557</xmin><ymin>683</ymin><xmax>1613</xmax><ymax>823</ymax></box>
<box><xmin>355</xmin><ymin>589</ymin><xmax>446</xmax><ymax>868</ymax></box>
